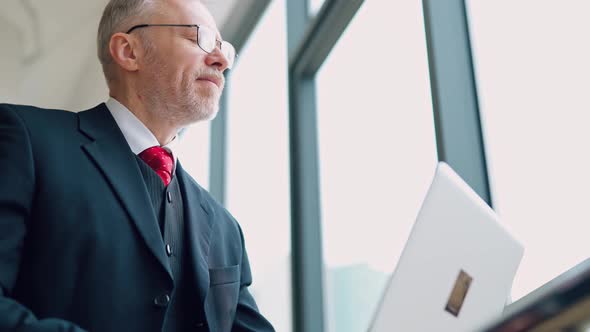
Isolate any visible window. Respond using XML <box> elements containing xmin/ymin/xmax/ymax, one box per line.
<box><xmin>226</xmin><ymin>0</ymin><xmax>292</xmax><ymax>330</ymax></box>
<box><xmin>467</xmin><ymin>0</ymin><xmax>590</xmax><ymax>300</ymax></box>
<box><xmin>316</xmin><ymin>1</ymin><xmax>437</xmax><ymax>331</ymax></box>
<box><xmin>177</xmin><ymin>123</ymin><xmax>210</xmax><ymax>190</ymax></box>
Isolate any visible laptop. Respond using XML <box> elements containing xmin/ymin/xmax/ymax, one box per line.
<box><xmin>368</xmin><ymin>162</ymin><xmax>524</xmax><ymax>332</ymax></box>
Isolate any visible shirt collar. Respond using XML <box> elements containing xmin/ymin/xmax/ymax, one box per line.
<box><xmin>105</xmin><ymin>97</ymin><xmax>179</xmax><ymax>173</ymax></box>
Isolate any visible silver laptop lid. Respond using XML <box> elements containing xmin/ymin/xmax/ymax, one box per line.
<box><xmin>369</xmin><ymin>162</ymin><xmax>524</xmax><ymax>332</ymax></box>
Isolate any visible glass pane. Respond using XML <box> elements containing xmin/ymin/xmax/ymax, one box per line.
<box><xmin>177</xmin><ymin>122</ymin><xmax>210</xmax><ymax>190</ymax></box>
<box><xmin>316</xmin><ymin>1</ymin><xmax>437</xmax><ymax>331</ymax></box>
<box><xmin>226</xmin><ymin>0</ymin><xmax>292</xmax><ymax>330</ymax></box>
<box><xmin>467</xmin><ymin>0</ymin><xmax>590</xmax><ymax>300</ymax></box>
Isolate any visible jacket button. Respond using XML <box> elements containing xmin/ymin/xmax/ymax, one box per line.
<box><xmin>196</xmin><ymin>322</ymin><xmax>207</xmax><ymax>328</ymax></box>
<box><xmin>167</xmin><ymin>191</ymin><xmax>172</xmax><ymax>203</ymax></box>
<box><xmin>153</xmin><ymin>294</ymin><xmax>170</xmax><ymax>307</ymax></box>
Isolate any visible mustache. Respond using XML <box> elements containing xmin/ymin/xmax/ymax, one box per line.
<box><xmin>196</xmin><ymin>69</ymin><xmax>225</xmax><ymax>88</ymax></box>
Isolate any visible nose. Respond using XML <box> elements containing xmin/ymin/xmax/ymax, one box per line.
<box><xmin>205</xmin><ymin>45</ymin><xmax>229</xmax><ymax>72</ymax></box>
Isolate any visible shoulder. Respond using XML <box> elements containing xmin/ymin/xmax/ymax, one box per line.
<box><xmin>0</xmin><ymin>103</ymin><xmax>78</xmax><ymax>131</ymax></box>
<box><xmin>0</xmin><ymin>103</ymin><xmax>76</xmax><ymax>118</ymax></box>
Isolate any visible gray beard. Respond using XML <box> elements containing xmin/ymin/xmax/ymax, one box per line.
<box><xmin>141</xmin><ymin>77</ymin><xmax>221</xmax><ymax>127</ymax></box>
<box><xmin>140</xmin><ymin>51</ymin><xmax>223</xmax><ymax>127</ymax></box>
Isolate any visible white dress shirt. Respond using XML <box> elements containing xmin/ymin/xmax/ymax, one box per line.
<box><xmin>105</xmin><ymin>97</ymin><xmax>179</xmax><ymax>174</ymax></box>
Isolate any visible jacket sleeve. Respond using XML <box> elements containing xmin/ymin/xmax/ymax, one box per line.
<box><xmin>0</xmin><ymin>104</ymin><xmax>87</xmax><ymax>332</ymax></box>
<box><xmin>231</xmin><ymin>224</ymin><xmax>275</xmax><ymax>332</ymax></box>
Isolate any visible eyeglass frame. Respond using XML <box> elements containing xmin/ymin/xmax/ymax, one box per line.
<box><xmin>126</xmin><ymin>23</ymin><xmax>236</xmax><ymax>69</ymax></box>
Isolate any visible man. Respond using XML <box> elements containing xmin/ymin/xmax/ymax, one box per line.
<box><xmin>0</xmin><ymin>0</ymin><xmax>274</xmax><ymax>331</ymax></box>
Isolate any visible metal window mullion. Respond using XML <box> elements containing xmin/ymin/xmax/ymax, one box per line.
<box><xmin>287</xmin><ymin>1</ymin><xmax>326</xmax><ymax>332</ymax></box>
<box><xmin>290</xmin><ymin>0</ymin><xmax>365</xmax><ymax>76</ymax></box>
<box><xmin>288</xmin><ymin>0</ymin><xmax>366</xmax><ymax>331</ymax></box>
<box><xmin>422</xmin><ymin>0</ymin><xmax>492</xmax><ymax>205</ymax></box>
<box><xmin>209</xmin><ymin>72</ymin><xmax>230</xmax><ymax>203</ymax></box>
<box><xmin>288</xmin><ymin>73</ymin><xmax>325</xmax><ymax>332</ymax></box>
<box><xmin>221</xmin><ymin>0</ymin><xmax>272</xmax><ymax>53</ymax></box>
<box><xmin>209</xmin><ymin>0</ymin><xmax>273</xmax><ymax>204</ymax></box>
<box><xmin>209</xmin><ymin>0</ymin><xmax>273</xmax><ymax>202</ymax></box>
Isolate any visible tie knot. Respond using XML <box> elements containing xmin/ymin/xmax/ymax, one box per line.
<box><xmin>139</xmin><ymin>146</ymin><xmax>174</xmax><ymax>186</ymax></box>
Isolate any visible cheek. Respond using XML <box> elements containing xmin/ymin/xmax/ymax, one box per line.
<box><xmin>160</xmin><ymin>56</ymin><xmax>194</xmax><ymax>83</ymax></box>
<box><xmin>179</xmin><ymin>72</ymin><xmax>201</xmax><ymax>97</ymax></box>
<box><xmin>165</xmin><ymin>67</ymin><xmax>191</xmax><ymax>89</ymax></box>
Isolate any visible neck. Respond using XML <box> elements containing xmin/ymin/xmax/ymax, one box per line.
<box><xmin>109</xmin><ymin>88</ymin><xmax>177</xmax><ymax>146</ymax></box>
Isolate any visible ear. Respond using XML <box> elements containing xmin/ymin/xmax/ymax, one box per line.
<box><xmin>109</xmin><ymin>32</ymin><xmax>139</xmax><ymax>73</ymax></box>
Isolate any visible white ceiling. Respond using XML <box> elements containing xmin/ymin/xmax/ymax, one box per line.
<box><xmin>0</xmin><ymin>0</ymin><xmax>267</xmax><ymax>110</ymax></box>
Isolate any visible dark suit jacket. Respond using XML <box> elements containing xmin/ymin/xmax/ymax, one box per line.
<box><xmin>0</xmin><ymin>103</ymin><xmax>275</xmax><ymax>332</ymax></box>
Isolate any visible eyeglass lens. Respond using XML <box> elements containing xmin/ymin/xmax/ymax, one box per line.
<box><xmin>198</xmin><ymin>26</ymin><xmax>235</xmax><ymax>68</ymax></box>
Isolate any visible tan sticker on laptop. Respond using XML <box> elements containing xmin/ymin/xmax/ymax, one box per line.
<box><xmin>445</xmin><ymin>270</ymin><xmax>473</xmax><ymax>317</ymax></box>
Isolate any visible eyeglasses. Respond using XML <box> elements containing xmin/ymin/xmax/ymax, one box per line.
<box><xmin>126</xmin><ymin>24</ymin><xmax>236</xmax><ymax>69</ymax></box>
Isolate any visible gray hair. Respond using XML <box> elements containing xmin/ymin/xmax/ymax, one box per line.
<box><xmin>97</xmin><ymin>0</ymin><xmax>157</xmax><ymax>83</ymax></box>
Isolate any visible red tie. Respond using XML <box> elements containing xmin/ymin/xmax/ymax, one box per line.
<box><xmin>138</xmin><ymin>146</ymin><xmax>174</xmax><ymax>186</ymax></box>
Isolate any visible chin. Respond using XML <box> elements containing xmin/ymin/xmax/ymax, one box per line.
<box><xmin>185</xmin><ymin>104</ymin><xmax>219</xmax><ymax>125</ymax></box>
<box><xmin>196</xmin><ymin>85</ymin><xmax>220</xmax><ymax>98</ymax></box>
<box><xmin>202</xmin><ymin>107</ymin><xmax>220</xmax><ymax>121</ymax></box>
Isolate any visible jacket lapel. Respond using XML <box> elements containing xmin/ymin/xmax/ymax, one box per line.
<box><xmin>78</xmin><ymin>104</ymin><xmax>173</xmax><ymax>281</ymax></box>
<box><xmin>176</xmin><ymin>162</ymin><xmax>212</xmax><ymax>304</ymax></box>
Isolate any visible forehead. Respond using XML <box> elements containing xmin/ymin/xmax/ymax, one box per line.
<box><xmin>154</xmin><ymin>0</ymin><xmax>221</xmax><ymax>35</ymax></box>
